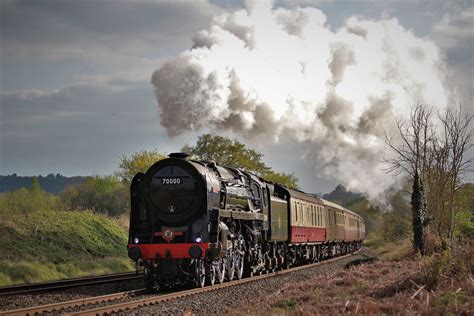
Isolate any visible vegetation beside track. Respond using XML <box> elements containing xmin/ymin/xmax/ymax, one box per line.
<box><xmin>0</xmin><ymin>195</ymin><xmax>133</xmax><ymax>286</ymax></box>
<box><xmin>234</xmin><ymin>241</ymin><xmax>473</xmax><ymax>315</ymax></box>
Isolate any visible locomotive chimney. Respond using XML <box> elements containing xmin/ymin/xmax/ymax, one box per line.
<box><xmin>168</xmin><ymin>152</ymin><xmax>190</xmax><ymax>159</ymax></box>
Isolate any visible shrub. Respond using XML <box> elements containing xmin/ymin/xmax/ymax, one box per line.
<box><xmin>60</xmin><ymin>176</ymin><xmax>128</xmax><ymax>216</ymax></box>
<box><xmin>0</xmin><ymin>180</ymin><xmax>59</xmax><ymax>217</ymax></box>
<box><xmin>455</xmin><ymin>210</ymin><xmax>474</xmax><ymax>240</ymax></box>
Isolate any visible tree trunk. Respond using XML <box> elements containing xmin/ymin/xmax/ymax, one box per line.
<box><xmin>411</xmin><ymin>171</ymin><xmax>427</xmax><ymax>254</ymax></box>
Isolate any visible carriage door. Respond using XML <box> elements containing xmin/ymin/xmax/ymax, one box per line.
<box><xmin>356</xmin><ymin>218</ymin><xmax>360</xmax><ymax>239</ymax></box>
<box><xmin>326</xmin><ymin>207</ymin><xmax>335</xmax><ymax>241</ymax></box>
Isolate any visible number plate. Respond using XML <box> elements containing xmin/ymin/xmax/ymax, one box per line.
<box><xmin>161</xmin><ymin>178</ymin><xmax>181</xmax><ymax>185</ymax></box>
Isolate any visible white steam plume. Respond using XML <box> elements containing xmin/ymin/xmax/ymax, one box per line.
<box><xmin>151</xmin><ymin>1</ymin><xmax>451</xmax><ymax>200</ymax></box>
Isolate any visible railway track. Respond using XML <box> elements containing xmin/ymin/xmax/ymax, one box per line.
<box><xmin>0</xmin><ymin>272</ymin><xmax>143</xmax><ymax>297</ymax></box>
<box><xmin>1</xmin><ymin>289</ymin><xmax>146</xmax><ymax>316</ymax></box>
<box><xmin>1</xmin><ymin>252</ymin><xmax>358</xmax><ymax>316</ymax></box>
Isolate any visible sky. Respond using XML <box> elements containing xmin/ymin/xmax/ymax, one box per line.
<box><xmin>1</xmin><ymin>0</ymin><xmax>473</xmax><ymax>194</ymax></box>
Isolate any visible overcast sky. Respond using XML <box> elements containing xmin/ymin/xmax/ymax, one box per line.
<box><xmin>1</xmin><ymin>0</ymin><xmax>473</xmax><ymax>194</ymax></box>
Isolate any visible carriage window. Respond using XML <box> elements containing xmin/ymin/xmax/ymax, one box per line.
<box><xmin>294</xmin><ymin>202</ymin><xmax>298</xmax><ymax>222</ymax></box>
<box><xmin>315</xmin><ymin>207</ymin><xmax>318</xmax><ymax>226</ymax></box>
<box><xmin>298</xmin><ymin>203</ymin><xmax>301</xmax><ymax>224</ymax></box>
<box><xmin>299</xmin><ymin>203</ymin><xmax>302</xmax><ymax>224</ymax></box>
<box><xmin>301</xmin><ymin>204</ymin><xmax>304</xmax><ymax>224</ymax></box>
<box><xmin>304</xmin><ymin>204</ymin><xmax>310</xmax><ymax>224</ymax></box>
<box><xmin>302</xmin><ymin>204</ymin><xmax>305</xmax><ymax>224</ymax></box>
<box><xmin>305</xmin><ymin>205</ymin><xmax>311</xmax><ymax>224</ymax></box>
<box><xmin>300</xmin><ymin>204</ymin><xmax>303</xmax><ymax>224</ymax></box>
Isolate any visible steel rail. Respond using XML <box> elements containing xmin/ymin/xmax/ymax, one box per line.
<box><xmin>0</xmin><ymin>272</ymin><xmax>143</xmax><ymax>297</ymax></box>
<box><xmin>66</xmin><ymin>252</ymin><xmax>357</xmax><ymax>316</ymax></box>
<box><xmin>0</xmin><ymin>289</ymin><xmax>146</xmax><ymax>316</ymax></box>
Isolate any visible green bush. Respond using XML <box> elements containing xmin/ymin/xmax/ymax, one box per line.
<box><xmin>455</xmin><ymin>210</ymin><xmax>474</xmax><ymax>240</ymax></box>
<box><xmin>0</xmin><ymin>179</ymin><xmax>59</xmax><ymax>216</ymax></box>
<box><xmin>60</xmin><ymin>175</ymin><xmax>128</xmax><ymax>216</ymax></box>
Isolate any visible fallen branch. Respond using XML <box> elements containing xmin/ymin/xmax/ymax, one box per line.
<box><xmin>411</xmin><ymin>285</ymin><xmax>426</xmax><ymax>299</ymax></box>
<box><xmin>343</xmin><ymin>300</ymin><xmax>350</xmax><ymax>313</ymax></box>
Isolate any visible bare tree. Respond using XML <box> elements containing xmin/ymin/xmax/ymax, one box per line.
<box><xmin>385</xmin><ymin>103</ymin><xmax>436</xmax><ymax>178</ymax></box>
<box><xmin>437</xmin><ymin>107</ymin><xmax>473</xmax><ymax>240</ymax></box>
<box><xmin>385</xmin><ymin>103</ymin><xmax>435</xmax><ymax>253</ymax></box>
<box><xmin>385</xmin><ymin>103</ymin><xmax>473</xmax><ymax>249</ymax></box>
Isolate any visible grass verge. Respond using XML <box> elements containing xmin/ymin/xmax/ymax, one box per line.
<box><xmin>0</xmin><ymin>208</ymin><xmax>133</xmax><ymax>286</ymax></box>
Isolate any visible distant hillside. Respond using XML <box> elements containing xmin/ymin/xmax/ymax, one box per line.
<box><xmin>0</xmin><ymin>174</ymin><xmax>87</xmax><ymax>195</ymax></box>
<box><xmin>323</xmin><ymin>184</ymin><xmax>363</xmax><ymax>207</ymax></box>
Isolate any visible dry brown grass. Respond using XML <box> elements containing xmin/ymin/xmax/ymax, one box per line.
<box><xmin>229</xmin><ymin>242</ymin><xmax>473</xmax><ymax>315</ymax></box>
<box><xmin>117</xmin><ymin>212</ymin><xmax>130</xmax><ymax>231</ymax></box>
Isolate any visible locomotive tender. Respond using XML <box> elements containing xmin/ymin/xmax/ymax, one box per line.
<box><xmin>127</xmin><ymin>153</ymin><xmax>365</xmax><ymax>290</ymax></box>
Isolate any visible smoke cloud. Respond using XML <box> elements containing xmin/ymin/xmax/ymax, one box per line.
<box><xmin>151</xmin><ymin>1</ymin><xmax>451</xmax><ymax>200</ymax></box>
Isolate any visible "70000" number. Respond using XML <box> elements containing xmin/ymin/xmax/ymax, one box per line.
<box><xmin>162</xmin><ymin>178</ymin><xmax>181</xmax><ymax>185</ymax></box>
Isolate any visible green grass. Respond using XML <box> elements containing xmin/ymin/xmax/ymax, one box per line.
<box><xmin>0</xmin><ymin>258</ymin><xmax>134</xmax><ymax>286</ymax></box>
<box><xmin>364</xmin><ymin>235</ymin><xmax>413</xmax><ymax>261</ymax></box>
<box><xmin>0</xmin><ymin>207</ymin><xmax>133</xmax><ymax>286</ymax></box>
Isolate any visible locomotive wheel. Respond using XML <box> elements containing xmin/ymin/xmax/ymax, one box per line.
<box><xmin>216</xmin><ymin>258</ymin><xmax>226</xmax><ymax>284</ymax></box>
<box><xmin>194</xmin><ymin>259</ymin><xmax>206</xmax><ymax>288</ymax></box>
<box><xmin>206</xmin><ymin>261</ymin><xmax>216</xmax><ymax>286</ymax></box>
<box><xmin>249</xmin><ymin>269</ymin><xmax>255</xmax><ymax>278</ymax></box>
<box><xmin>263</xmin><ymin>257</ymin><xmax>270</xmax><ymax>274</ymax></box>
<box><xmin>235</xmin><ymin>251</ymin><xmax>244</xmax><ymax>279</ymax></box>
<box><xmin>144</xmin><ymin>267</ymin><xmax>156</xmax><ymax>292</ymax></box>
<box><xmin>235</xmin><ymin>236</ymin><xmax>245</xmax><ymax>280</ymax></box>
<box><xmin>226</xmin><ymin>251</ymin><xmax>235</xmax><ymax>281</ymax></box>
<box><xmin>283</xmin><ymin>256</ymin><xmax>291</xmax><ymax>269</ymax></box>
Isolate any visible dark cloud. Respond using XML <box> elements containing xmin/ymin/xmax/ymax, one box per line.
<box><xmin>1</xmin><ymin>0</ymin><xmax>218</xmax><ymax>57</ymax></box>
<box><xmin>0</xmin><ymin>82</ymin><xmax>191</xmax><ymax>176</ymax></box>
<box><xmin>430</xmin><ymin>4</ymin><xmax>473</xmax><ymax>115</ymax></box>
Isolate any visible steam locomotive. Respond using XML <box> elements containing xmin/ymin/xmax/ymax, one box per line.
<box><xmin>127</xmin><ymin>153</ymin><xmax>365</xmax><ymax>290</ymax></box>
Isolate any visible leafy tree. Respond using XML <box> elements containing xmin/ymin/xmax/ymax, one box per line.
<box><xmin>182</xmin><ymin>134</ymin><xmax>269</xmax><ymax>173</ymax></box>
<box><xmin>30</xmin><ymin>177</ymin><xmax>41</xmax><ymax>193</ymax></box>
<box><xmin>60</xmin><ymin>176</ymin><xmax>128</xmax><ymax>216</ymax></box>
<box><xmin>453</xmin><ymin>184</ymin><xmax>474</xmax><ymax>240</ymax></box>
<box><xmin>182</xmin><ymin>134</ymin><xmax>299</xmax><ymax>189</ymax></box>
<box><xmin>347</xmin><ymin>197</ymin><xmax>381</xmax><ymax>236</ymax></box>
<box><xmin>117</xmin><ymin>150</ymin><xmax>167</xmax><ymax>183</ymax></box>
<box><xmin>323</xmin><ymin>184</ymin><xmax>363</xmax><ymax>207</ymax></box>
<box><xmin>0</xmin><ymin>179</ymin><xmax>58</xmax><ymax>218</ymax></box>
<box><xmin>261</xmin><ymin>170</ymin><xmax>299</xmax><ymax>190</ymax></box>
